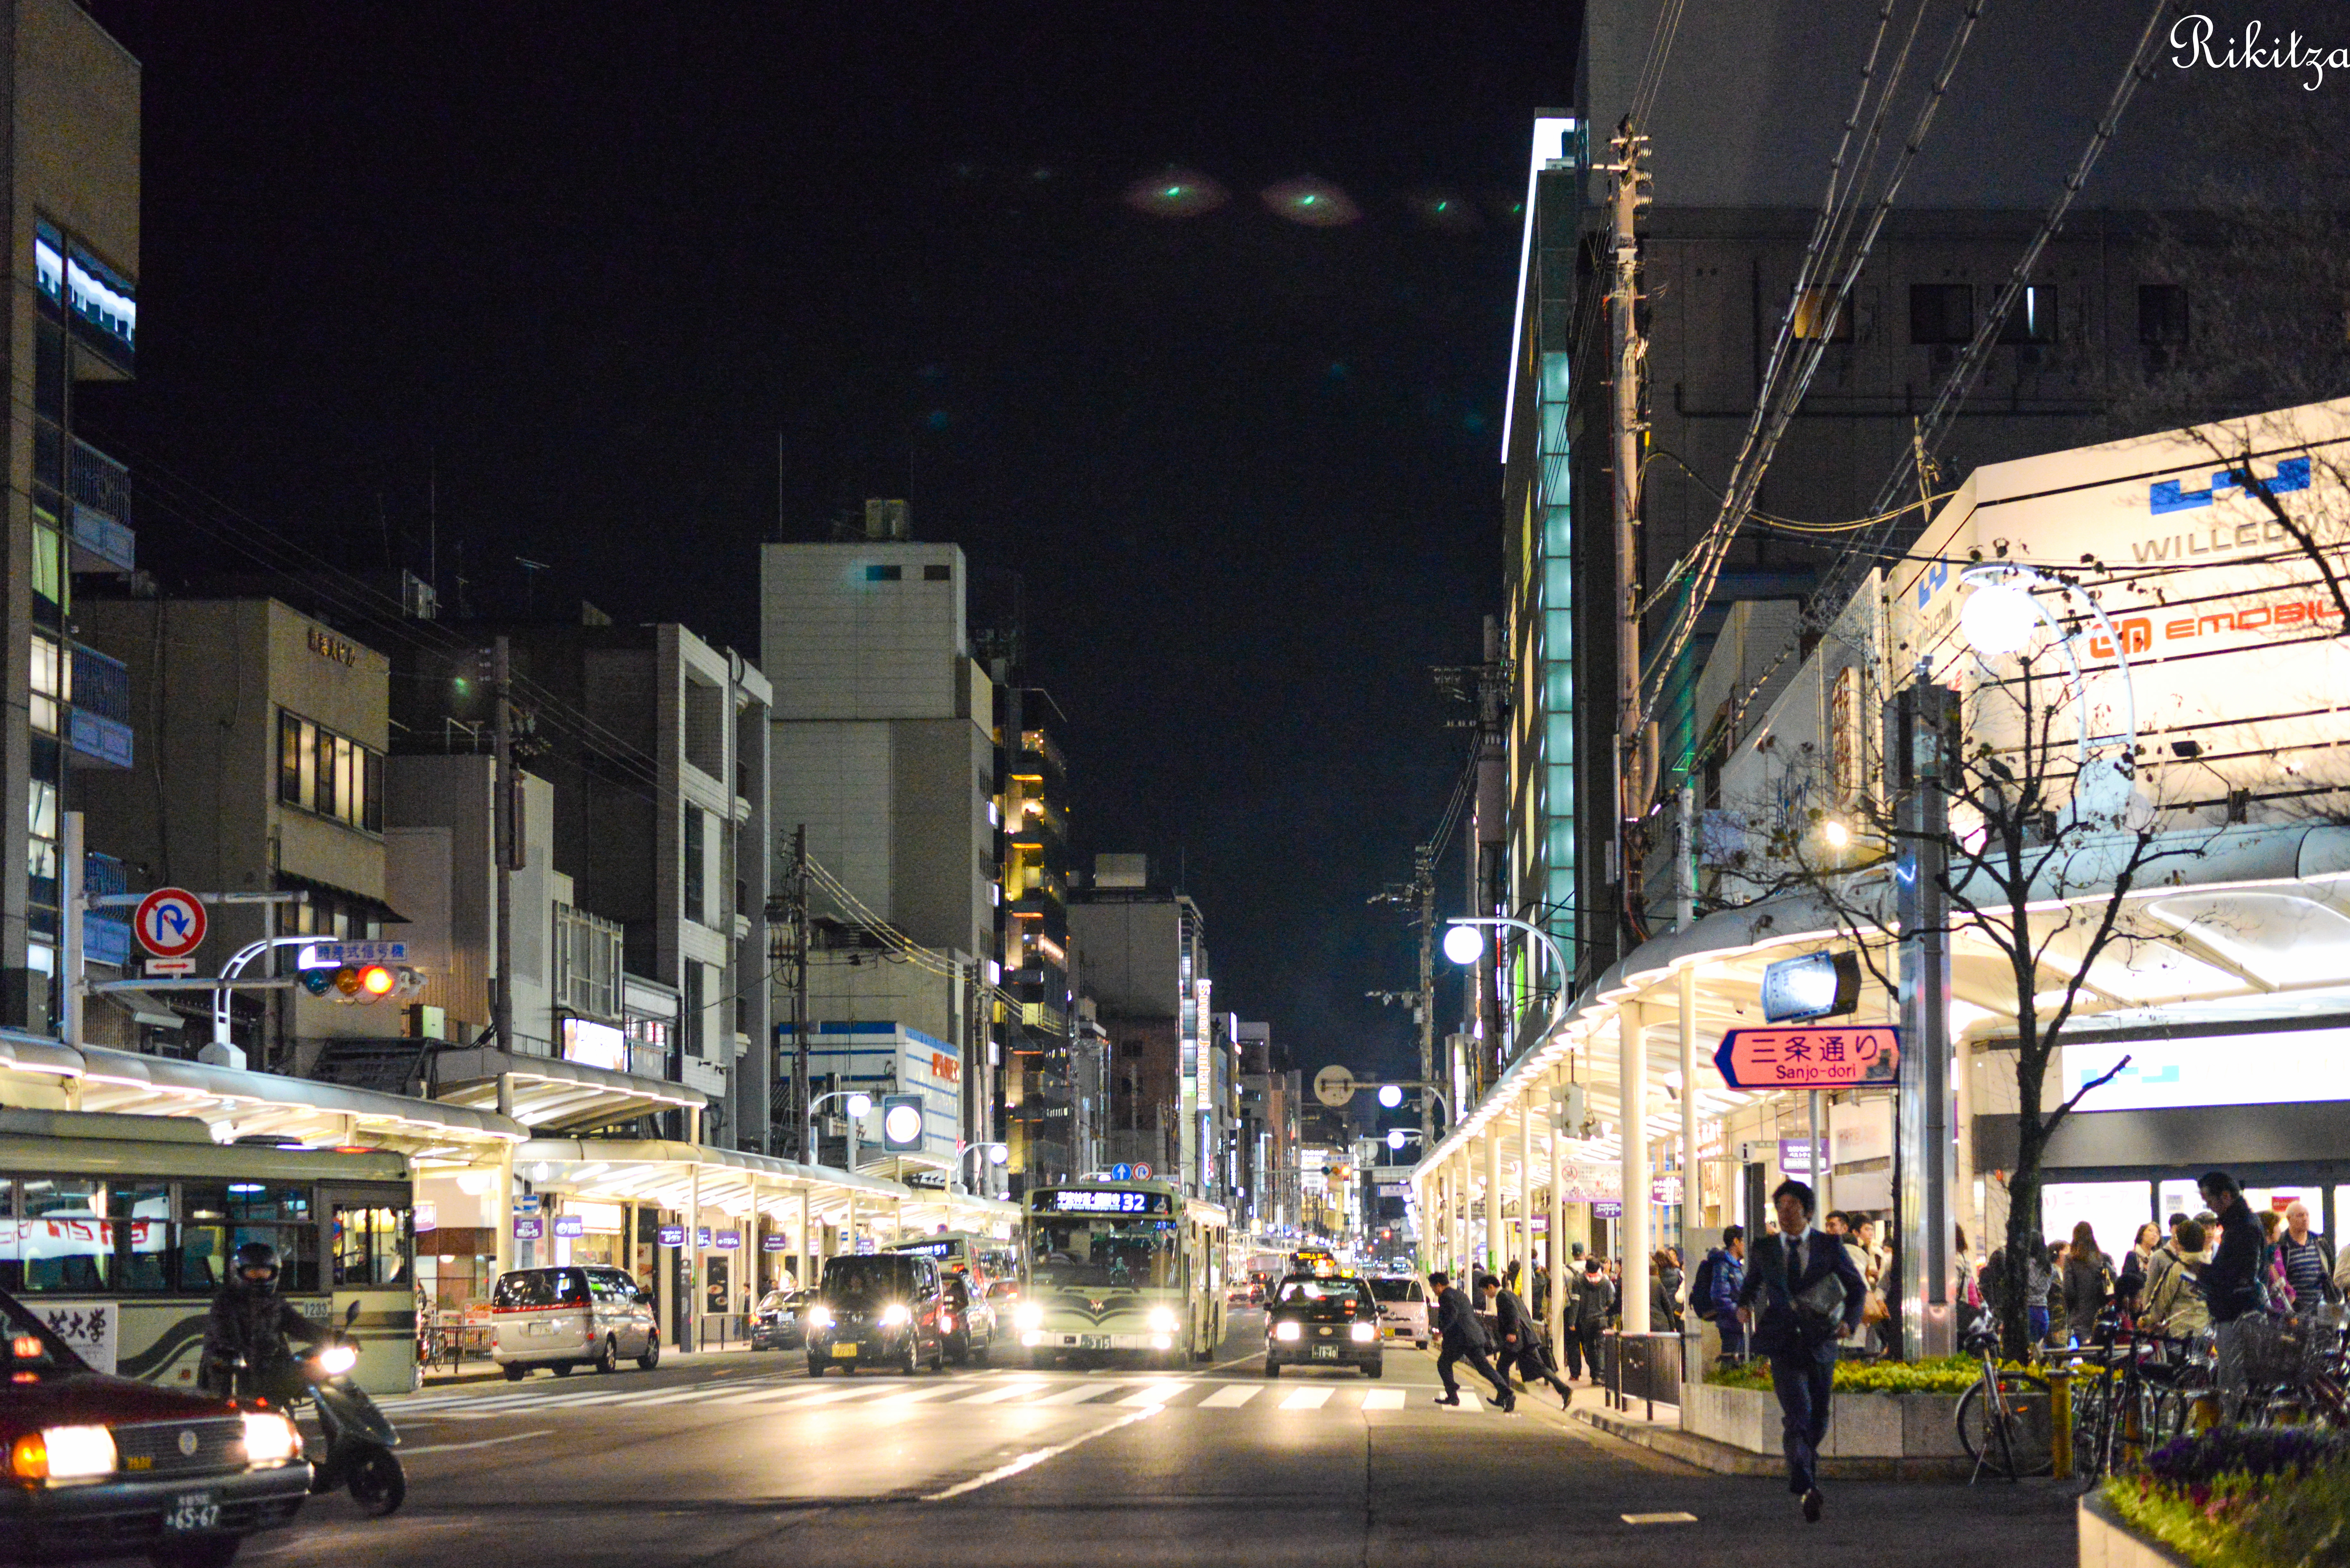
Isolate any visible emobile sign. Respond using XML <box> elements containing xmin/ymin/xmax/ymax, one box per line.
<box><xmin>1894</xmin><ymin>399</ymin><xmax>2350</xmax><ymax>787</ymax></box>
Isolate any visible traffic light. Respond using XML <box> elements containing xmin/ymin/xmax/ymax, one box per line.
<box><xmin>879</xmin><ymin>1093</ymin><xmax>926</xmax><ymax>1153</ymax></box>
<box><xmin>300</xmin><ymin>964</ymin><xmax>424</xmax><ymax>1005</ymax></box>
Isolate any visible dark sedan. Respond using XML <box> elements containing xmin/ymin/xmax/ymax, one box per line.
<box><xmin>0</xmin><ymin>1286</ymin><xmax>313</xmax><ymax>1566</ymax></box>
<box><xmin>1263</xmin><ymin>1273</ymin><xmax>1383</xmax><ymax>1378</ymax></box>
<box><xmin>750</xmin><ymin>1289</ymin><xmax>813</xmax><ymax>1352</ymax></box>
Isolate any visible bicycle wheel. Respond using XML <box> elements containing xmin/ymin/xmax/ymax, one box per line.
<box><xmin>1957</xmin><ymin>1371</ymin><xmax>2055</xmax><ymax>1479</ymax></box>
<box><xmin>2072</xmin><ymin>1372</ymin><xmax>2117</xmax><ymax>1481</ymax></box>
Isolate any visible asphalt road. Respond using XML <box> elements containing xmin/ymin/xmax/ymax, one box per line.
<box><xmin>242</xmin><ymin>1309</ymin><xmax>2083</xmax><ymax>1568</ymax></box>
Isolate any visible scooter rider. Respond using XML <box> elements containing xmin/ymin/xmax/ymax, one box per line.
<box><xmin>200</xmin><ymin>1240</ymin><xmax>326</xmax><ymax>1400</ymax></box>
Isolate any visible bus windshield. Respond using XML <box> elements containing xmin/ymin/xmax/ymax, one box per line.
<box><xmin>1027</xmin><ymin>1216</ymin><xmax>1177</xmax><ymax>1290</ymax></box>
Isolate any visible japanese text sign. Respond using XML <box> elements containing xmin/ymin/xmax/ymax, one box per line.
<box><xmin>1715</xmin><ymin>1026</ymin><xmax>1900</xmax><ymax>1090</ymax></box>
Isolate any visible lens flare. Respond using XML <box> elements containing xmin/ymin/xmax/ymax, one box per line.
<box><xmin>1124</xmin><ymin>167</ymin><xmax>1228</xmax><ymax>218</ymax></box>
<box><xmin>1407</xmin><ymin>188</ymin><xmax>1481</xmax><ymax>233</ymax></box>
<box><xmin>1261</xmin><ymin>177</ymin><xmax>1360</xmax><ymax>227</ymax></box>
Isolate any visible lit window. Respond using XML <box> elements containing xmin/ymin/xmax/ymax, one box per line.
<box><xmin>29</xmin><ymin>636</ymin><xmax>66</xmax><ymax>735</ymax></box>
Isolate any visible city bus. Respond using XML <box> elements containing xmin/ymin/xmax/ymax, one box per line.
<box><xmin>884</xmin><ymin>1230</ymin><xmax>1019</xmax><ymax>1284</ymax></box>
<box><xmin>1014</xmin><ymin>1180</ymin><xmax>1227</xmax><ymax>1368</ymax></box>
<box><xmin>0</xmin><ymin>1106</ymin><xmax>417</xmax><ymax>1393</ymax></box>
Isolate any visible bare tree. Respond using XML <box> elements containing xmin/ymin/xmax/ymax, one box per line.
<box><xmin>1720</xmin><ymin>618</ymin><xmax>2211</xmax><ymax>1358</ymax></box>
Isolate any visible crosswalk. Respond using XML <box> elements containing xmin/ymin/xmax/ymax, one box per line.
<box><xmin>386</xmin><ymin>1371</ymin><xmax>1440</xmax><ymax>1421</ymax></box>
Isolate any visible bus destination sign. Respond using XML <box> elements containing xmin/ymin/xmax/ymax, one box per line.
<box><xmin>1045</xmin><ymin>1188</ymin><xmax>1171</xmax><ymax>1215</ymax></box>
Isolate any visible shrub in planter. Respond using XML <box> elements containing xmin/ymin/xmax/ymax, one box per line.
<box><xmin>2146</xmin><ymin>1427</ymin><xmax>2350</xmax><ymax>1488</ymax></box>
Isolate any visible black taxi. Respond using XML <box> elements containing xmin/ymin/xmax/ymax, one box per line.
<box><xmin>1263</xmin><ymin>1272</ymin><xmax>1384</xmax><ymax>1378</ymax></box>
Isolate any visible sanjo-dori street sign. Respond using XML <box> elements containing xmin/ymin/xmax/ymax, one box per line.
<box><xmin>1715</xmin><ymin>1025</ymin><xmax>1900</xmax><ymax>1090</ymax></box>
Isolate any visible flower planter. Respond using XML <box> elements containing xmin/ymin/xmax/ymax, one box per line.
<box><xmin>1682</xmin><ymin>1380</ymin><xmax>1971</xmax><ymax>1460</ymax></box>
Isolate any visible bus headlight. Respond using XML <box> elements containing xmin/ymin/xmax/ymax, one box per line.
<box><xmin>1148</xmin><ymin>1308</ymin><xmax>1178</xmax><ymax>1333</ymax></box>
<box><xmin>879</xmin><ymin>1303</ymin><xmax>911</xmax><ymax>1328</ymax></box>
<box><xmin>1274</xmin><ymin>1321</ymin><xmax>1302</xmax><ymax>1342</ymax></box>
<box><xmin>1015</xmin><ymin>1303</ymin><xmax>1043</xmax><ymax>1332</ymax></box>
<box><xmin>241</xmin><ymin>1411</ymin><xmax>302</xmax><ymax>1465</ymax></box>
<box><xmin>1351</xmin><ymin>1322</ymin><xmax>1376</xmax><ymax>1343</ymax></box>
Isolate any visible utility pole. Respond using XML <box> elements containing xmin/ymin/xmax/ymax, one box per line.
<box><xmin>491</xmin><ymin>636</ymin><xmax>515</xmax><ymax>1059</ymax></box>
<box><xmin>789</xmin><ymin>826</ymin><xmax>811</xmax><ymax>1163</ymax></box>
<box><xmin>1605</xmin><ymin>118</ymin><xmax>1653</xmax><ymax>945</ymax></box>
<box><xmin>1890</xmin><ymin>676</ymin><xmax>1957</xmax><ymax>1360</ymax></box>
<box><xmin>1413</xmin><ymin>844</ymin><xmax>1436</xmax><ymax>1146</ymax></box>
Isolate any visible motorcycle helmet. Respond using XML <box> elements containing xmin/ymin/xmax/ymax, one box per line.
<box><xmin>232</xmin><ymin>1240</ymin><xmax>281</xmax><ymax>1292</ymax></box>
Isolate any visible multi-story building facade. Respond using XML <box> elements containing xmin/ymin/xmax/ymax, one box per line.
<box><xmin>390</xmin><ymin>611</ymin><xmax>773</xmax><ymax>1150</ymax></box>
<box><xmin>997</xmin><ymin>689</ymin><xmax>1074</xmax><ymax>1193</ymax></box>
<box><xmin>1065</xmin><ymin>854</ymin><xmax>1228</xmax><ymax>1200</ymax></box>
<box><xmin>1498</xmin><ymin>5</ymin><xmax>2229</xmax><ymax>1011</ymax></box>
<box><xmin>5</xmin><ymin>0</ymin><xmax>140</xmax><ymax>1036</ymax></box>
<box><xmin>762</xmin><ymin>502</ymin><xmax>998</xmax><ymax>1174</ymax></box>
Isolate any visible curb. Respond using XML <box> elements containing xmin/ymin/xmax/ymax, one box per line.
<box><xmin>1573</xmin><ymin>1404</ymin><xmax>1978</xmax><ymax>1481</ymax></box>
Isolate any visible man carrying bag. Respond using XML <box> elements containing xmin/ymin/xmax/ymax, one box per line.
<box><xmin>1737</xmin><ymin>1179</ymin><xmax>1865</xmax><ymax>1524</ymax></box>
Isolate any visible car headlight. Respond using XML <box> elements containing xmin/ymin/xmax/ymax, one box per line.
<box><xmin>806</xmin><ymin>1305</ymin><xmax>833</xmax><ymax>1329</ymax></box>
<box><xmin>1148</xmin><ymin>1308</ymin><xmax>1178</xmax><ymax>1333</ymax></box>
<box><xmin>879</xmin><ymin>1303</ymin><xmax>911</xmax><ymax>1327</ymax></box>
<box><xmin>12</xmin><ymin>1425</ymin><xmax>116</xmax><ymax>1482</ymax></box>
<box><xmin>1351</xmin><ymin>1322</ymin><xmax>1376</xmax><ymax>1343</ymax></box>
<box><xmin>317</xmin><ymin>1344</ymin><xmax>359</xmax><ymax>1376</ymax></box>
<box><xmin>241</xmin><ymin>1411</ymin><xmax>302</xmax><ymax>1465</ymax></box>
<box><xmin>1015</xmin><ymin>1303</ymin><xmax>1043</xmax><ymax>1331</ymax></box>
<box><xmin>1274</xmin><ymin>1321</ymin><xmax>1302</xmax><ymax>1342</ymax></box>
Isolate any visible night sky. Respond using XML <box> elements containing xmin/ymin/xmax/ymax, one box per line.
<box><xmin>79</xmin><ymin>2</ymin><xmax>1580</xmax><ymax>1088</ymax></box>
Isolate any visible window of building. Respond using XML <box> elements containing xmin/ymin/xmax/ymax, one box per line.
<box><xmin>275</xmin><ymin>708</ymin><xmax>381</xmax><ymax>833</ymax></box>
<box><xmin>1909</xmin><ymin>283</ymin><xmax>1973</xmax><ymax>344</ymax></box>
<box><xmin>682</xmin><ymin>806</ymin><xmax>706</xmax><ymax>923</ymax></box>
<box><xmin>682</xmin><ymin>962</ymin><xmax>704</xmax><ymax>1058</ymax></box>
<box><xmin>2139</xmin><ymin>283</ymin><xmax>2189</xmax><ymax>347</ymax></box>
<box><xmin>28</xmin><ymin>635</ymin><xmax>66</xmax><ymax>735</ymax></box>
<box><xmin>923</xmin><ymin>563</ymin><xmax>951</xmax><ymax>582</ymax></box>
<box><xmin>1996</xmin><ymin>285</ymin><xmax>2057</xmax><ymax>345</ymax></box>
<box><xmin>864</xmin><ymin>564</ymin><xmax>903</xmax><ymax>582</ymax></box>
<box><xmin>683</xmin><ymin>677</ymin><xmax>724</xmax><ymax>778</ymax></box>
<box><xmin>1790</xmin><ymin>286</ymin><xmax>1851</xmax><ymax>341</ymax></box>
<box><xmin>30</xmin><ymin>510</ymin><xmax>64</xmax><ymax>624</ymax></box>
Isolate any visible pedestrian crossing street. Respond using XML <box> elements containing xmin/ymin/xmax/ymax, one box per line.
<box><xmin>383</xmin><ymin>1370</ymin><xmax>1479</xmax><ymax>1421</ymax></box>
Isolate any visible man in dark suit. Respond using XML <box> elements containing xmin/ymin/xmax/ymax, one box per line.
<box><xmin>1428</xmin><ymin>1270</ymin><xmax>1515</xmax><ymax>1411</ymax></box>
<box><xmin>1485</xmin><ymin>1271</ymin><xmax>1573</xmax><ymax>1408</ymax></box>
<box><xmin>1737</xmin><ymin>1179</ymin><xmax>1865</xmax><ymax>1523</ymax></box>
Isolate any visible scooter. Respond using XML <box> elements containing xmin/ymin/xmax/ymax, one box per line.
<box><xmin>296</xmin><ymin>1302</ymin><xmax>406</xmax><ymax>1517</ymax></box>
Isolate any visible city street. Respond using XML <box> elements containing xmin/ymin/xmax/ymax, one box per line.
<box><xmin>249</xmin><ymin>1311</ymin><xmax>2080</xmax><ymax>1568</ymax></box>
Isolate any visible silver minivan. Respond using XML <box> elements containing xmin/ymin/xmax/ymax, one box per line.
<box><xmin>491</xmin><ymin>1265</ymin><xmax>660</xmax><ymax>1379</ymax></box>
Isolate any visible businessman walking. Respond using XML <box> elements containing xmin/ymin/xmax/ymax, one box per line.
<box><xmin>1737</xmin><ymin>1179</ymin><xmax>1865</xmax><ymax>1523</ymax></box>
<box><xmin>1428</xmin><ymin>1270</ymin><xmax>1515</xmax><ymax>1412</ymax></box>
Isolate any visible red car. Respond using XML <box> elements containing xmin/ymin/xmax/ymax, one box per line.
<box><xmin>1</xmin><ymin>1286</ymin><xmax>312</xmax><ymax>1566</ymax></box>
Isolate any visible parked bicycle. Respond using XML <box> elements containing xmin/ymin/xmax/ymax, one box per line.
<box><xmin>1955</xmin><ymin>1323</ymin><xmax>2053</xmax><ymax>1482</ymax></box>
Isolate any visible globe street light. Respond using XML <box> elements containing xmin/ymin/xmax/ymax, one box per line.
<box><xmin>1443</xmin><ymin>916</ymin><xmax>1571</xmax><ymax>1049</ymax></box>
<box><xmin>1377</xmin><ymin>1083</ymin><xmax>1403</xmax><ymax>1110</ymax></box>
<box><xmin>957</xmin><ymin>1141</ymin><xmax>1009</xmax><ymax>1195</ymax></box>
<box><xmin>808</xmin><ymin>1089</ymin><xmax>875</xmax><ymax>1172</ymax></box>
<box><xmin>1955</xmin><ymin>562</ymin><xmax>2141</xmax><ymax>815</ymax></box>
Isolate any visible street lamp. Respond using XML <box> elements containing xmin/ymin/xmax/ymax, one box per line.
<box><xmin>1955</xmin><ymin>563</ymin><xmax>2141</xmax><ymax>815</ymax></box>
<box><xmin>956</xmin><ymin>1141</ymin><xmax>1008</xmax><ymax>1195</ymax></box>
<box><xmin>1443</xmin><ymin>917</ymin><xmax>1571</xmax><ymax>1047</ymax></box>
<box><xmin>808</xmin><ymin>1089</ymin><xmax>874</xmax><ymax>1173</ymax></box>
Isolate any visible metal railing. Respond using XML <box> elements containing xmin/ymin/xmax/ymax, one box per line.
<box><xmin>69</xmin><ymin>437</ymin><xmax>130</xmax><ymax>524</ymax></box>
<box><xmin>1603</xmin><ymin>1331</ymin><xmax>1683</xmax><ymax>1420</ymax></box>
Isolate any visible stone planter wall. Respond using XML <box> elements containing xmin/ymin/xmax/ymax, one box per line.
<box><xmin>1682</xmin><ymin>1380</ymin><xmax>1970</xmax><ymax>1459</ymax></box>
<box><xmin>2078</xmin><ymin>1490</ymin><xmax>2197</xmax><ymax>1568</ymax></box>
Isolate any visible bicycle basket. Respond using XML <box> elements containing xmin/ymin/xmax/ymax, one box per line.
<box><xmin>2239</xmin><ymin>1314</ymin><xmax>2321</xmax><ymax>1386</ymax></box>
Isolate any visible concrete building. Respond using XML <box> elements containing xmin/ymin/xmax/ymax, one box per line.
<box><xmin>4</xmin><ymin>0</ymin><xmax>140</xmax><ymax>1035</ymax></box>
<box><xmin>762</xmin><ymin>501</ymin><xmax>997</xmax><ymax>1176</ymax></box>
<box><xmin>1502</xmin><ymin>6</ymin><xmax>2244</xmax><ymax>1006</ymax></box>
<box><xmin>389</xmin><ymin>612</ymin><xmax>773</xmax><ymax>1152</ymax></box>
<box><xmin>996</xmin><ymin>693</ymin><xmax>1075</xmax><ymax>1193</ymax></box>
<box><xmin>1065</xmin><ymin>854</ymin><xmax>1228</xmax><ymax>1200</ymax></box>
<box><xmin>74</xmin><ymin>597</ymin><xmax>400</xmax><ymax>1066</ymax></box>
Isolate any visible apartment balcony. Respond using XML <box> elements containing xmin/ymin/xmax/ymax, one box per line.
<box><xmin>67</xmin><ymin>643</ymin><xmax>132</xmax><ymax>769</ymax></box>
<box><xmin>67</xmin><ymin>439</ymin><xmax>134</xmax><ymax>574</ymax></box>
<box><xmin>1019</xmin><ymin>727</ymin><xmax>1068</xmax><ymax>777</ymax></box>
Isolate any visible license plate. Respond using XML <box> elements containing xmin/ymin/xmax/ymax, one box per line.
<box><xmin>831</xmin><ymin>1343</ymin><xmax>859</xmax><ymax>1358</ymax></box>
<box><xmin>1078</xmin><ymin>1335</ymin><xmax>1115</xmax><ymax>1351</ymax></box>
<box><xmin>528</xmin><ymin>1321</ymin><xmax>551</xmax><ymax>1336</ymax></box>
<box><xmin>1313</xmin><ymin>1345</ymin><xmax>1339</xmax><ymax>1361</ymax></box>
<box><xmin>164</xmin><ymin>1492</ymin><xmax>220</xmax><ymax>1532</ymax></box>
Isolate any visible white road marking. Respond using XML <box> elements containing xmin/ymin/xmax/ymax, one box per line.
<box><xmin>1197</xmin><ymin>1385</ymin><xmax>1262</xmax><ymax>1408</ymax></box>
<box><xmin>922</xmin><ymin>1405</ymin><xmax>1164</xmax><ymax>1502</ymax></box>
<box><xmin>1361</xmin><ymin>1389</ymin><xmax>1406</xmax><ymax>1411</ymax></box>
<box><xmin>1623</xmin><ymin>1512</ymin><xmax>1699</xmax><ymax>1525</ymax></box>
<box><xmin>865</xmin><ymin>1384</ymin><xmax>966</xmax><ymax>1407</ymax></box>
<box><xmin>400</xmin><ymin>1429</ymin><xmax>553</xmax><ymax>1457</ymax></box>
<box><xmin>1033</xmin><ymin>1382</ymin><xmax>1124</xmax><ymax>1405</ymax></box>
<box><xmin>1277</xmin><ymin>1386</ymin><xmax>1335</xmax><ymax>1410</ymax></box>
<box><xmin>952</xmin><ymin>1381</ymin><xmax>1050</xmax><ymax>1405</ymax></box>
<box><xmin>1116</xmin><ymin>1381</ymin><xmax>1188</xmax><ymax>1407</ymax></box>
